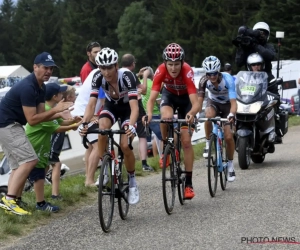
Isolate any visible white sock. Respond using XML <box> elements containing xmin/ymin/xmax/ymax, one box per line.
<box><xmin>128</xmin><ymin>171</ymin><xmax>137</xmax><ymax>188</ymax></box>
<box><xmin>228</xmin><ymin>160</ymin><xmax>234</xmax><ymax>171</ymax></box>
<box><xmin>206</xmin><ymin>139</ymin><xmax>210</xmax><ymax>149</ymax></box>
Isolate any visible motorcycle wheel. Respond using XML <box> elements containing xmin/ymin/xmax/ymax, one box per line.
<box><xmin>251</xmin><ymin>154</ymin><xmax>265</xmax><ymax>164</ymax></box>
<box><xmin>238</xmin><ymin>137</ymin><xmax>251</xmax><ymax>170</ymax></box>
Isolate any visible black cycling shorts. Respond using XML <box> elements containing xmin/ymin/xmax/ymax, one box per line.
<box><xmin>160</xmin><ymin>88</ymin><xmax>192</xmax><ymax>127</ymax></box>
<box><xmin>99</xmin><ymin>100</ymin><xmax>136</xmax><ymax>128</ymax></box>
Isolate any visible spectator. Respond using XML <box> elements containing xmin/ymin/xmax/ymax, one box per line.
<box><xmin>78</xmin><ymin>41</ymin><xmax>105</xmax><ymax>185</ymax></box>
<box><xmin>26</xmin><ymin>82</ymin><xmax>81</xmax><ymax>212</ymax></box>
<box><xmin>71</xmin><ymin>69</ymin><xmax>105</xmax><ymax>186</ymax></box>
<box><xmin>223</xmin><ymin>63</ymin><xmax>236</xmax><ymax>81</ymax></box>
<box><xmin>48</xmin><ymin>85</ymin><xmax>80</xmax><ymax>199</ymax></box>
<box><xmin>121</xmin><ymin>54</ymin><xmax>153</xmax><ymax>172</ymax></box>
<box><xmin>0</xmin><ymin>52</ymin><xmax>73</xmax><ymax>215</ymax></box>
<box><xmin>80</xmin><ymin>41</ymin><xmax>101</xmax><ymax>83</ymax></box>
<box><xmin>138</xmin><ymin>66</ymin><xmax>163</xmax><ymax>157</ymax></box>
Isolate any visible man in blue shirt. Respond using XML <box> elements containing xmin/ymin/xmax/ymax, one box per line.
<box><xmin>0</xmin><ymin>52</ymin><xmax>73</xmax><ymax>215</ymax></box>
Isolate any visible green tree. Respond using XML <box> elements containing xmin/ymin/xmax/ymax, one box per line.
<box><xmin>0</xmin><ymin>53</ymin><xmax>7</xmax><ymax>65</ymax></box>
<box><xmin>116</xmin><ymin>1</ymin><xmax>157</xmax><ymax>69</ymax></box>
<box><xmin>13</xmin><ymin>0</ymin><xmax>62</xmax><ymax>73</ymax></box>
<box><xmin>0</xmin><ymin>0</ymin><xmax>16</xmax><ymax>65</ymax></box>
<box><xmin>61</xmin><ymin>0</ymin><xmax>133</xmax><ymax>76</ymax></box>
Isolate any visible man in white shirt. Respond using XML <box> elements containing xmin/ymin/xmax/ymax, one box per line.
<box><xmin>71</xmin><ymin>68</ymin><xmax>105</xmax><ymax>186</ymax></box>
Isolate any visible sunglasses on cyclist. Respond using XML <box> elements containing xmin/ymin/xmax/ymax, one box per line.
<box><xmin>250</xmin><ymin>63</ymin><xmax>262</xmax><ymax>67</ymax></box>
<box><xmin>99</xmin><ymin>65</ymin><xmax>115</xmax><ymax>70</ymax></box>
<box><xmin>206</xmin><ymin>72</ymin><xmax>218</xmax><ymax>77</ymax></box>
<box><xmin>86</xmin><ymin>41</ymin><xmax>101</xmax><ymax>52</ymax></box>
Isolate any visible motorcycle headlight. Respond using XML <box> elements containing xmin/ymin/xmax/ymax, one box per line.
<box><xmin>237</xmin><ymin>101</ymin><xmax>263</xmax><ymax>114</ymax></box>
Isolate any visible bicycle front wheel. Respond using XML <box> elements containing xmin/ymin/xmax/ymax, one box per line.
<box><xmin>118</xmin><ymin>158</ymin><xmax>129</xmax><ymax>220</ymax></box>
<box><xmin>98</xmin><ymin>155</ymin><xmax>115</xmax><ymax>233</ymax></box>
<box><xmin>208</xmin><ymin>134</ymin><xmax>218</xmax><ymax>197</ymax></box>
<box><xmin>162</xmin><ymin>144</ymin><xmax>176</xmax><ymax>215</ymax></box>
<box><xmin>220</xmin><ymin>137</ymin><xmax>228</xmax><ymax>191</ymax></box>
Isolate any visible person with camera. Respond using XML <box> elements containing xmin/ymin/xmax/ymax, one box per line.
<box><xmin>234</xmin><ymin>22</ymin><xmax>276</xmax><ymax>79</ymax></box>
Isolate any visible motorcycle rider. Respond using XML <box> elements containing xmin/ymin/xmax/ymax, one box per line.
<box><xmin>246</xmin><ymin>53</ymin><xmax>282</xmax><ymax>143</ymax></box>
<box><xmin>235</xmin><ymin>22</ymin><xmax>276</xmax><ymax>81</ymax></box>
<box><xmin>198</xmin><ymin>56</ymin><xmax>237</xmax><ymax>182</ymax></box>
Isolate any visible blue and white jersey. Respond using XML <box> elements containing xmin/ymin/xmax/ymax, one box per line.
<box><xmin>198</xmin><ymin>72</ymin><xmax>236</xmax><ymax>104</ymax></box>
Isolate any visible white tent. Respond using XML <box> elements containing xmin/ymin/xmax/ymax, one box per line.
<box><xmin>0</xmin><ymin>65</ymin><xmax>30</xmax><ymax>78</ymax></box>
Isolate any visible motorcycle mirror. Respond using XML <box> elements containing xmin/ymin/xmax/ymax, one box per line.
<box><xmin>266</xmin><ymin>100</ymin><xmax>277</xmax><ymax>109</ymax></box>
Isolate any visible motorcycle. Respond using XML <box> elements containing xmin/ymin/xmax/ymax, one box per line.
<box><xmin>235</xmin><ymin>71</ymin><xmax>287</xmax><ymax>169</ymax></box>
<box><xmin>0</xmin><ymin>154</ymin><xmax>70</xmax><ymax>195</ymax></box>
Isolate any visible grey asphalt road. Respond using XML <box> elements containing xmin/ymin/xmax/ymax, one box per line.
<box><xmin>1</xmin><ymin>126</ymin><xmax>300</xmax><ymax>250</ymax></box>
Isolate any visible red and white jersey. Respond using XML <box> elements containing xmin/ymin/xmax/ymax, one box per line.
<box><xmin>152</xmin><ymin>62</ymin><xmax>197</xmax><ymax>95</ymax></box>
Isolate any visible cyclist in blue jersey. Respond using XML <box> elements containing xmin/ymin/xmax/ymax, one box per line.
<box><xmin>198</xmin><ymin>56</ymin><xmax>237</xmax><ymax>182</ymax></box>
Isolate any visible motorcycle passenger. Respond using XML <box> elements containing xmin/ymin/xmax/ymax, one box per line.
<box><xmin>144</xmin><ymin>43</ymin><xmax>200</xmax><ymax>199</ymax></box>
<box><xmin>235</xmin><ymin>22</ymin><xmax>276</xmax><ymax>81</ymax></box>
<box><xmin>246</xmin><ymin>53</ymin><xmax>282</xmax><ymax>143</ymax></box>
<box><xmin>198</xmin><ymin>56</ymin><xmax>237</xmax><ymax>182</ymax></box>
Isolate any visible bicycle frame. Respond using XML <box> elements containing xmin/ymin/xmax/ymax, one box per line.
<box><xmin>212</xmin><ymin>121</ymin><xmax>226</xmax><ymax>172</ymax></box>
<box><xmin>199</xmin><ymin>117</ymin><xmax>228</xmax><ymax>172</ymax></box>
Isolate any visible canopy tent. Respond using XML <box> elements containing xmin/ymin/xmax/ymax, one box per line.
<box><xmin>0</xmin><ymin>65</ymin><xmax>30</xmax><ymax>88</ymax></box>
<box><xmin>0</xmin><ymin>65</ymin><xmax>30</xmax><ymax>78</ymax></box>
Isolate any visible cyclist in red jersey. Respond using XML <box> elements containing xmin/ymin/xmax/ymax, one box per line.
<box><xmin>144</xmin><ymin>43</ymin><xmax>200</xmax><ymax>199</ymax></box>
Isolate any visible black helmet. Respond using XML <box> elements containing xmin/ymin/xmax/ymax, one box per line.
<box><xmin>224</xmin><ymin>63</ymin><xmax>232</xmax><ymax>71</ymax></box>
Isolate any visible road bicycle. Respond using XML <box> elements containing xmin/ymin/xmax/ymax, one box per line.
<box><xmin>145</xmin><ymin>116</ymin><xmax>198</xmax><ymax>214</ymax></box>
<box><xmin>199</xmin><ymin>117</ymin><xmax>229</xmax><ymax>197</ymax></box>
<box><xmin>83</xmin><ymin>127</ymin><xmax>133</xmax><ymax>233</ymax></box>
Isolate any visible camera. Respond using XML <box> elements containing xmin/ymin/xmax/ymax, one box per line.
<box><xmin>232</xmin><ymin>26</ymin><xmax>260</xmax><ymax>48</ymax></box>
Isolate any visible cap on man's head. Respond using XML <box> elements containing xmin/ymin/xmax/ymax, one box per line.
<box><xmin>45</xmin><ymin>82</ymin><xmax>68</xmax><ymax>101</ymax></box>
<box><xmin>34</xmin><ymin>52</ymin><xmax>57</xmax><ymax>67</ymax></box>
<box><xmin>224</xmin><ymin>63</ymin><xmax>232</xmax><ymax>71</ymax></box>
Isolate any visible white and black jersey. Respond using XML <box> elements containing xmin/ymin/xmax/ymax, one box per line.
<box><xmin>90</xmin><ymin>68</ymin><xmax>138</xmax><ymax>104</ymax></box>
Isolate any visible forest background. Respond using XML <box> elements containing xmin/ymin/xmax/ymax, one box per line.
<box><xmin>0</xmin><ymin>0</ymin><xmax>299</xmax><ymax>77</ymax></box>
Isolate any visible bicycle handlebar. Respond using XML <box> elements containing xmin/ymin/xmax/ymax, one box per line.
<box><xmin>144</xmin><ymin>115</ymin><xmax>198</xmax><ymax>137</ymax></box>
<box><xmin>197</xmin><ymin>117</ymin><xmax>228</xmax><ymax>122</ymax></box>
<box><xmin>82</xmin><ymin>128</ymin><xmax>133</xmax><ymax>150</ymax></box>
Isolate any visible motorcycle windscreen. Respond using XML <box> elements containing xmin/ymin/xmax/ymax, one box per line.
<box><xmin>235</xmin><ymin>71</ymin><xmax>268</xmax><ymax>103</ymax></box>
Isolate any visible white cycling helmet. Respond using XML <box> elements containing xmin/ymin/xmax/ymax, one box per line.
<box><xmin>95</xmin><ymin>47</ymin><xmax>118</xmax><ymax>66</ymax></box>
<box><xmin>202</xmin><ymin>56</ymin><xmax>221</xmax><ymax>73</ymax></box>
<box><xmin>247</xmin><ymin>53</ymin><xmax>265</xmax><ymax>71</ymax></box>
<box><xmin>253</xmin><ymin>22</ymin><xmax>270</xmax><ymax>41</ymax></box>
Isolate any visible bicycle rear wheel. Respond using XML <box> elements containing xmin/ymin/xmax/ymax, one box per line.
<box><xmin>208</xmin><ymin>134</ymin><xmax>218</xmax><ymax>197</ymax></box>
<box><xmin>162</xmin><ymin>144</ymin><xmax>176</xmax><ymax>214</ymax></box>
<box><xmin>118</xmin><ymin>158</ymin><xmax>129</xmax><ymax>220</ymax></box>
<box><xmin>98</xmin><ymin>155</ymin><xmax>115</xmax><ymax>233</ymax></box>
<box><xmin>220</xmin><ymin>138</ymin><xmax>228</xmax><ymax>190</ymax></box>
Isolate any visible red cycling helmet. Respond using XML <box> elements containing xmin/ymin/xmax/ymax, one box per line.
<box><xmin>162</xmin><ymin>43</ymin><xmax>185</xmax><ymax>61</ymax></box>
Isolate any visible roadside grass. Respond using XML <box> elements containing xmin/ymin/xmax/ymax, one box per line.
<box><xmin>288</xmin><ymin>115</ymin><xmax>300</xmax><ymax>127</ymax></box>
<box><xmin>0</xmin><ymin>116</ymin><xmax>299</xmax><ymax>243</ymax></box>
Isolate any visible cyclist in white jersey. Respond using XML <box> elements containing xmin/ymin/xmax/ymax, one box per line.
<box><xmin>80</xmin><ymin>48</ymin><xmax>140</xmax><ymax>204</ymax></box>
<box><xmin>198</xmin><ymin>56</ymin><xmax>237</xmax><ymax>182</ymax></box>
